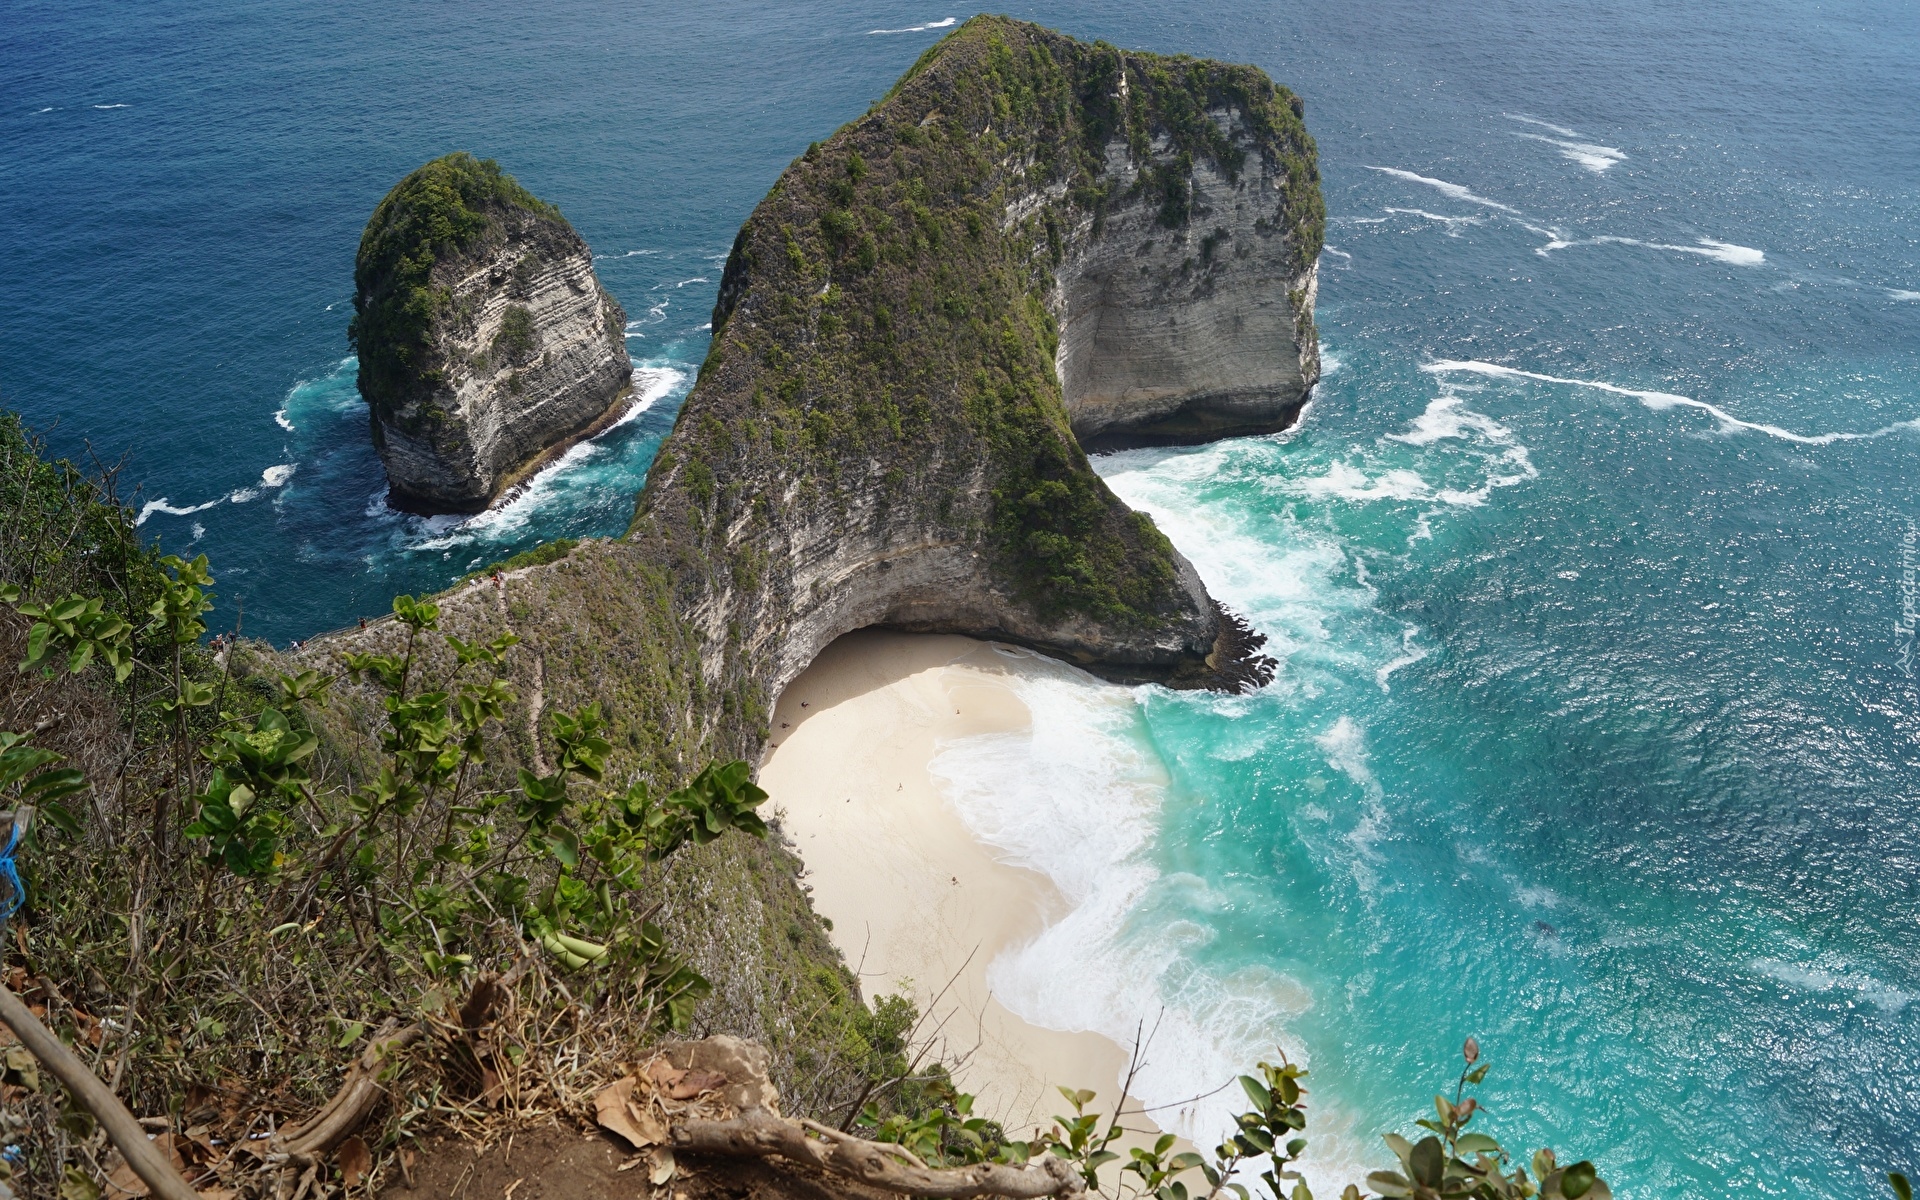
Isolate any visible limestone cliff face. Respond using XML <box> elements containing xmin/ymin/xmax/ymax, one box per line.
<box><xmin>352</xmin><ymin>153</ymin><xmax>632</xmax><ymax>514</ymax></box>
<box><xmin>1051</xmin><ymin>131</ymin><xmax>1320</xmax><ymax>450</ymax></box>
<box><xmin>311</xmin><ymin>20</ymin><xmax>1319</xmax><ymax>793</ymax></box>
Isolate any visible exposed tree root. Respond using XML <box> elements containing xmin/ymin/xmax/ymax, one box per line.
<box><xmin>672</xmin><ymin>1107</ymin><xmax>1085</xmax><ymax>1199</ymax></box>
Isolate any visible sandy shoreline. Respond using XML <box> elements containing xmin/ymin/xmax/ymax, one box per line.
<box><xmin>758</xmin><ymin>630</ymin><xmax>1137</xmax><ymax>1136</ymax></box>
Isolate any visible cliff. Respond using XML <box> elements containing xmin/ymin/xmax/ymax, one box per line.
<box><xmin>351</xmin><ymin>153</ymin><xmax>633</xmax><ymax>514</ymax></box>
<box><xmin>309</xmin><ymin>15</ymin><xmax>1321</xmax><ymax>818</ymax></box>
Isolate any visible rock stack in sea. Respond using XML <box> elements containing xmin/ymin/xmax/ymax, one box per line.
<box><xmin>350</xmin><ymin>152</ymin><xmax>631</xmax><ymax>514</ymax></box>
<box><xmin>310</xmin><ymin>17</ymin><xmax>1321</xmax><ymax>800</ymax></box>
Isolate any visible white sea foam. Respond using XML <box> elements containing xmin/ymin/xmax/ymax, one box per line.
<box><xmin>673</xmin><ymin>277</ymin><xmax>710</xmax><ymax>288</ymax></box>
<box><xmin>1751</xmin><ymin>958</ymin><xmax>1914</xmax><ymax>1014</ymax></box>
<box><xmin>1320</xmin><ymin>246</ymin><xmax>1352</xmax><ymax>262</ymax></box>
<box><xmin>1512</xmin><ymin>131</ymin><xmax>1627</xmax><ymax>173</ymax></box>
<box><xmin>1364</xmin><ymin>167</ymin><xmax>1520</xmax><ymax>215</ymax></box>
<box><xmin>136</xmin><ymin>497</ymin><xmax>223</xmax><ymax>525</ymax></box>
<box><xmin>1389</xmin><ymin>391</ymin><xmax>1511</xmax><ymax>447</ymax></box>
<box><xmin>407</xmin><ymin>364</ymin><xmax>684</xmax><ymax>550</ymax></box>
<box><xmin>868</xmin><ymin>16</ymin><xmax>956</xmax><ymax>34</ymax></box>
<box><xmin>35</xmin><ymin>107</ymin><xmax>54</xmax><ymax>114</ymax></box>
<box><xmin>1502</xmin><ymin>113</ymin><xmax>1580</xmax><ymax>138</ymax></box>
<box><xmin>1278</xmin><ymin>390</ymin><xmax>1535</xmax><ymax>509</ymax></box>
<box><xmin>929</xmin><ymin>659</ymin><xmax>1323</xmax><ymax>1157</ymax></box>
<box><xmin>135</xmin><ymin>461</ymin><xmax>299</xmax><ymax>525</ymax></box>
<box><xmin>1383</xmin><ymin>207</ymin><xmax>1483</xmax><ymax>237</ymax></box>
<box><xmin>1888</xmin><ymin>289</ymin><xmax>1920</xmax><ymax>302</ymax></box>
<box><xmin>1374</xmin><ymin>624</ymin><xmax>1428</xmax><ymax>693</ymax></box>
<box><xmin>93</xmin><ymin>103</ymin><xmax>130</xmax><ymax>110</ymax></box>
<box><xmin>1315</xmin><ymin>717</ymin><xmax>1389</xmax><ymax>894</ymax></box>
<box><xmin>1536</xmin><ymin>234</ymin><xmax>1764</xmax><ymax>266</ymax></box>
<box><xmin>274</xmin><ymin>356</ymin><xmax>359</xmax><ymax>431</ymax></box>
<box><xmin>591</xmin><ymin>248</ymin><xmax>660</xmax><ymax>260</ymax></box>
<box><xmin>1423</xmin><ymin>359</ymin><xmax>1920</xmax><ymax>445</ymax></box>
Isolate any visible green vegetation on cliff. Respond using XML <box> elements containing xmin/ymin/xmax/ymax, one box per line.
<box><xmin>0</xmin><ymin>419</ymin><xmax>923</xmax><ymax>1197</ymax></box>
<box><xmin>349</xmin><ymin>152</ymin><xmax>562</xmax><ymax>426</ymax></box>
<box><xmin>641</xmin><ymin>15</ymin><xmax>1320</xmax><ymax>630</ymax></box>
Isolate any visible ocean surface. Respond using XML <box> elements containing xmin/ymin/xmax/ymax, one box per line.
<box><xmin>5</xmin><ymin>0</ymin><xmax>1918</xmax><ymax>1193</ymax></box>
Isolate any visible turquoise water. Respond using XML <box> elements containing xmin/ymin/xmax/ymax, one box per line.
<box><xmin>5</xmin><ymin>0</ymin><xmax>1919</xmax><ymax>1192</ymax></box>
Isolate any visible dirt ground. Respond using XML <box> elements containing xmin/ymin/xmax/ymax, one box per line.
<box><xmin>382</xmin><ymin>1124</ymin><xmax>899</xmax><ymax>1200</ymax></box>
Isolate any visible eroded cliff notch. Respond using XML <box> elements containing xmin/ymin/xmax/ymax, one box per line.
<box><xmin>351</xmin><ymin>153</ymin><xmax>632</xmax><ymax>514</ymax></box>
<box><xmin>633</xmin><ymin>16</ymin><xmax>1320</xmax><ymax>705</ymax></box>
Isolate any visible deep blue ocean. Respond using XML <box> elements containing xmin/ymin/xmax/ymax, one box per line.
<box><xmin>5</xmin><ymin>0</ymin><xmax>1918</xmax><ymax>1193</ymax></box>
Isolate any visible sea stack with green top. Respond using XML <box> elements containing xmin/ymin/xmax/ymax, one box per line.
<box><xmin>350</xmin><ymin>153</ymin><xmax>632</xmax><ymax>514</ymax></box>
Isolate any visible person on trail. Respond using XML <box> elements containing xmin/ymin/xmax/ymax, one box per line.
<box><xmin>358</xmin><ymin>617</ymin><xmax>367</xmax><ymax>630</ymax></box>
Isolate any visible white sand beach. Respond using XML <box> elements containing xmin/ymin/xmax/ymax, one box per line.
<box><xmin>757</xmin><ymin>630</ymin><xmax>1141</xmax><ymax>1137</ymax></box>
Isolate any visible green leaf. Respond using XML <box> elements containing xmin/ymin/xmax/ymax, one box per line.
<box><xmin>24</xmin><ymin>622</ymin><xmax>50</xmax><ymax>666</ymax></box>
<box><xmin>336</xmin><ymin>1020</ymin><xmax>367</xmax><ymax>1048</ymax></box>
<box><xmin>1365</xmin><ymin>1172</ymin><xmax>1411</xmax><ymax>1199</ymax></box>
<box><xmin>1454</xmin><ymin>1133</ymin><xmax>1501</xmax><ymax>1156</ymax></box>
<box><xmin>1560</xmin><ymin>1161</ymin><xmax>1597</xmax><ymax>1200</ymax></box>
<box><xmin>1410</xmin><ymin>1137</ymin><xmax>1445</xmax><ymax>1188</ymax></box>
<box><xmin>37</xmin><ymin>800</ymin><xmax>82</xmax><ymax>839</ymax></box>
<box><xmin>1892</xmin><ymin>1174</ymin><xmax>1914</xmax><ymax>1200</ymax></box>
<box><xmin>549</xmin><ymin>826</ymin><xmax>580</xmax><ymax>869</ymax></box>
<box><xmin>23</xmin><ymin>767</ymin><xmax>86</xmax><ymax>803</ymax></box>
<box><xmin>1239</xmin><ymin>1075</ymin><xmax>1272</xmax><ymax>1112</ymax></box>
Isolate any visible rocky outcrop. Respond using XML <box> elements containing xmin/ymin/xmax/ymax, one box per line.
<box><xmin>1052</xmin><ymin>132</ymin><xmax>1320</xmax><ymax>451</ymax></box>
<box><xmin>636</xmin><ymin>17</ymin><xmax>1319</xmax><ymax>705</ymax></box>
<box><xmin>309</xmin><ymin>18</ymin><xmax>1320</xmax><ymax>792</ymax></box>
<box><xmin>351</xmin><ymin>153</ymin><xmax>632</xmax><ymax>514</ymax></box>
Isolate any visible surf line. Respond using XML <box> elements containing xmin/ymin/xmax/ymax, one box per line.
<box><xmin>1366</xmin><ymin>166</ymin><xmax>1764</xmax><ymax>266</ymax></box>
<box><xmin>868</xmin><ymin>16</ymin><xmax>955</xmax><ymax>34</ymax></box>
<box><xmin>136</xmin><ymin>464</ymin><xmax>299</xmax><ymax>525</ymax></box>
<box><xmin>1423</xmin><ymin>360</ymin><xmax>1920</xmax><ymax>446</ymax></box>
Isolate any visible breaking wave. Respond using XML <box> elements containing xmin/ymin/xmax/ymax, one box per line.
<box><xmin>868</xmin><ymin>16</ymin><xmax>956</xmax><ymax>34</ymax></box>
<box><xmin>1512</xmin><ymin>131</ymin><xmax>1627</xmax><ymax>173</ymax></box>
<box><xmin>1423</xmin><ymin>360</ymin><xmax>1919</xmax><ymax>444</ymax></box>
<box><xmin>1364</xmin><ymin>167</ymin><xmax>1520</xmax><ymax>214</ymax></box>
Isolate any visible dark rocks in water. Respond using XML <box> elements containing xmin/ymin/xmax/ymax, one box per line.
<box><xmin>351</xmin><ymin>153</ymin><xmax>632</xmax><ymax>515</ymax></box>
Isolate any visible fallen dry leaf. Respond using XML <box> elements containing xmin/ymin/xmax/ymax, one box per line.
<box><xmin>103</xmin><ymin>1158</ymin><xmax>146</xmax><ymax>1200</ymax></box>
<box><xmin>668</xmin><ymin>1069</ymin><xmax>726</xmax><ymax>1100</ymax></box>
<box><xmin>644</xmin><ymin>1059</ymin><xmax>683</xmax><ymax>1089</ymax></box>
<box><xmin>336</xmin><ymin>1135</ymin><xmax>371</xmax><ymax>1189</ymax></box>
<box><xmin>594</xmin><ymin>1077</ymin><xmax>668</xmax><ymax>1149</ymax></box>
<box><xmin>649</xmin><ymin>1148</ymin><xmax>676</xmax><ymax>1186</ymax></box>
